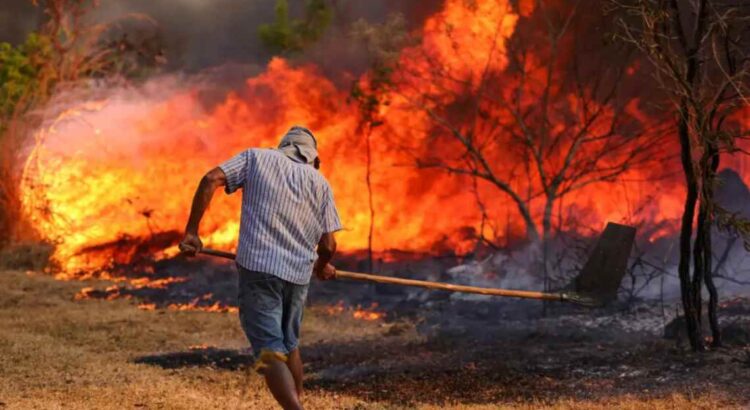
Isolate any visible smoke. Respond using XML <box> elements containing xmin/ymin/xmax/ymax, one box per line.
<box><xmin>1</xmin><ymin>1</ymin><xmax>443</xmax><ymax>73</ymax></box>
<box><xmin>1</xmin><ymin>0</ymin><xmax>275</xmax><ymax>69</ymax></box>
<box><xmin>0</xmin><ymin>2</ymin><xmax>40</xmax><ymax>45</ymax></box>
<box><xmin>89</xmin><ymin>0</ymin><xmax>274</xmax><ymax>70</ymax></box>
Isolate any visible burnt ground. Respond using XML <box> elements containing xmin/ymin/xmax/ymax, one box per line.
<box><xmin>134</xmin><ymin>331</ymin><xmax>750</xmax><ymax>407</ymax></box>
<box><xmin>3</xmin><ymin>260</ymin><xmax>750</xmax><ymax>408</ymax></box>
<box><xmin>62</xmin><ymin>252</ymin><xmax>750</xmax><ymax>408</ymax></box>
<box><xmin>131</xmin><ymin>301</ymin><xmax>750</xmax><ymax>407</ymax></box>
<box><xmin>304</xmin><ymin>336</ymin><xmax>750</xmax><ymax>406</ymax></box>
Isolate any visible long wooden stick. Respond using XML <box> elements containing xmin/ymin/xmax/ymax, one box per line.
<box><xmin>199</xmin><ymin>248</ymin><xmax>566</xmax><ymax>302</ymax></box>
<box><xmin>336</xmin><ymin>269</ymin><xmax>564</xmax><ymax>301</ymax></box>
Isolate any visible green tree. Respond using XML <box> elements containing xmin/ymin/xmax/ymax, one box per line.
<box><xmin>258</xmin><ymin>0</ymin><xmax>333</xmax><ymax>54</ymax></box>
<box><xmin>0</xmin><ymin>33</ymin><xmax>58</xmax><ymax>246</ymax></box>
<box><xmin>0</xmin><ymin>34</ymin><xmax>54</xmax><ymax>133</ymax></box>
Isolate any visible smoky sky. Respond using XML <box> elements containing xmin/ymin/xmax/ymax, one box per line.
<box><xmin>90</xmin><ymin>0</ymin><xmax>274</xmax><ymax>70</ymax></box>
<box><xmin>0</xmin><ymin>1</ymin><xmax>41</xmax><ymax>45</ymax></box>
<box><xmin>1</xmin><ymin>1</ymin><xmax>442</xmax><ymax>72</ymax></box>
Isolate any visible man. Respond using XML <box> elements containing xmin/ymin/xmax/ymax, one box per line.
<box><xmin>179</xmin><ymin>126</ymin><xmax>342</xmax><ymax>410</ymax></box>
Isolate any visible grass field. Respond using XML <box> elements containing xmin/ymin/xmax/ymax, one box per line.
<box><xmin>0</xmin><ymin>269</ymin><xmax>746</xmax><ymax>409</ymax></box>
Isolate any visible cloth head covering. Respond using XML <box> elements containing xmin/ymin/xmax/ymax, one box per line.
<box><xmin>277</xmin><ymin>126</ymin><xmax>318</xmax><ymax>165</ymax></box>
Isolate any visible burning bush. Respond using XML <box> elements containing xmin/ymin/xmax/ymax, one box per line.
<box><xmin>0</xmin><ymin>0</ymin><xmax>163</xmax><ymax>250</ymax></box>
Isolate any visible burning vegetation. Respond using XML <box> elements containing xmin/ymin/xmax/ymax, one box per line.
<box><xmin>17</xmin><ymin>0</ymin><xmax>675</xmax><ymax>275</ymax></box>
<box><xmin>13</xmin><ymin>0</ymin><xmax>750</xmax><ymax>322</ymax></box>
<box><xmin>2</xmin><ymin>0</ymin><xmax>750</xmax><ymax>408</ymax></box>
<box><xmin>325</xmin><ymin>301</ymin><xmax>385</xmax><ymax>321</ymax></box>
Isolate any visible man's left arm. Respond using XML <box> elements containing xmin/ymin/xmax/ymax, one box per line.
<box><xmin>179</xmin><ymin>167</ymin><xmax>227</xmax><ymax>255</ymax></box>
<box><xmin>314</xmin><ymin>182</ymin><xmax>343</xmax><ymax>280</ymax></box>
<box><xmin>313</xmin><ymin>232</ymin><xmax>337</xmax><ymax>280</ymax></box>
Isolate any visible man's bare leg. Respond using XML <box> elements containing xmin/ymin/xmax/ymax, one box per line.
<box><xmin>286</xmin><ymin>348</ymin><xmax>304</xmax><ymax>397</ymax></box>
<box><xmin>261</xmin><ymin>359</ymin><xmax>303</xmax><ymax>410</ymax></box>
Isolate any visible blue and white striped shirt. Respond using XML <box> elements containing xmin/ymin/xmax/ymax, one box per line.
<box><xmin>219</xmin><ymin>148</ymin><xmax>343</xmax><ymax>284</ymax></box>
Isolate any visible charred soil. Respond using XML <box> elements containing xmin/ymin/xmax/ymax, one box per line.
<box><xmin>1</xmin><ymin>269</ymin><xmax>749</xmax><ymax>409</ymax></box>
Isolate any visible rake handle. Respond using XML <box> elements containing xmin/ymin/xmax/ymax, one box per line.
<box><xmin>336</xmin><ymin>270</ymin><xmax>563</xmax><ymax>301</ymax></box>
<box><xmin>199</xmin><ymin>248</ymin><xmax>236</xmax><ymax>260</ymax></box>
<box><xmin>198</xmin><ymin>248</ymin><xmax>565</xmax><ymax>302</ymax></box>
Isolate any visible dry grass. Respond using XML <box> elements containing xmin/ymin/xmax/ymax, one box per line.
<box><xmin>0</xmin><ymin>242</ymin><xmax>53</xmax><ymax>271</ymax></box>
<box><xmin>0</xmin><ymin>269</ymin><xmax>744</xmax><ymax>409</ymax></box>
<box><xmin>0</xmin><ymin>270</ymin><xmax>371</xmax><ymax>409</ymax></box>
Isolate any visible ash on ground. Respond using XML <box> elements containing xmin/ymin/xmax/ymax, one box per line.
<box><xmin>69</xmin><ymin>247</ymin><xmax>750</xmax><ymax>405</ymax></box>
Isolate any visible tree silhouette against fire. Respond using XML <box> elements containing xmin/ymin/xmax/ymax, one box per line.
<box><xmin>354</xmin><ymin>2</ymin><xmax>661</xmax><ymax>299</ymax></box>
<box><xmin>613</xmin><ymin>0</ymin><xmax>750</xmax><ymax>351</ymax></box>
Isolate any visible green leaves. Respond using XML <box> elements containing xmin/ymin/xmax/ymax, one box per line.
<box><xmin>0</xmin><ymin>33</ymin><xmax>53</xmax><ymax>129</ymax></box>
<box><xmin>258</xmin><ymin>0</ymin><xmax>333</xmax><ymax>54</ymax></box>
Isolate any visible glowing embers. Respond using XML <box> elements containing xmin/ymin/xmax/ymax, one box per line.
<box><xmin>158</xmin><ymin>293</ymin><xmax>239</xmax><ymax>314</ymax></box>
<box><xmin>136</xmin><ymin>294</ymin><xmax>237</xmax><ymax>313</ymax></box>
<box><xmin>73</xmin><ymin>273</ymin><xmax>238</xmax><ymax>313</ymax></box>
<box><xmin>353</xmin><ymin>303</ymin><xmax>385</xmax><ymax>321</ymax></box>
<box><xmin>324</xmin><ymin>300</ymin><xmax>385</xmax><ymax>321</ymax></box>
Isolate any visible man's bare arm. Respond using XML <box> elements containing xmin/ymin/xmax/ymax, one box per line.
<box><xmin>179</xmin><ymin>167</ymin><xmax>227</xmax><ymax>255</ymax></box>
<box><xmin>313</xmin><ymin>232</ymin><xmax>337</xmax><ymax>280</ymax></box>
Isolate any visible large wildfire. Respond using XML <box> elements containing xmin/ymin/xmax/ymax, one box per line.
<box><xmin>17</xmin><ymin>0</ymin><xmax>749</xmax><ymax>281</ymax></box>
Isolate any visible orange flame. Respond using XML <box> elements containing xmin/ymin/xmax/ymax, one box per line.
<box><xmin>323</xmin><ymin>300</ymin><xmax>385</xmax><ymax>321</ymax></box>
<box><xmin>324</xmin><ymin>301</ymin><xmax>346</xmax><ymax>316</ymax></box>
<box><xmin>17</xmin><ymin>0</ymin><xmax>747</xmax><ymax>280</ymax></box>
<box><xmin>136</xmin><ymin>295</ymin><xmax>238</xmax><ymax>313</ymax></box>
<box><xmin>352</xmin><ymin>303</ymin><xmax>385</xmax><ymax>321</ymax></box>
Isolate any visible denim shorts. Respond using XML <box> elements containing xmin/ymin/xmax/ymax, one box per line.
<box><xmin>237</xmin><ymin>265</ymin><xmax>309</xmax><ymax>366</ymax></box>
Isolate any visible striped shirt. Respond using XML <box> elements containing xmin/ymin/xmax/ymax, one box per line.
<box><xmin>219</xmin><ymin>148</ymin><xmax>343</xmax><ymax>284</ymax></box>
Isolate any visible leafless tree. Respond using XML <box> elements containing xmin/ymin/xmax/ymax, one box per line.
<box><xmin>385</xmin><ymin>1</ymin><xmax>661</xmax><ymax>293</ymax></box>
<box><xmin>350</xmin><ymin>15</ymin><xmax>410</xmax><ymax>272</ymax></box>
<box><xmin>612</xmin><ymin>0</ymin><xmax>750</xmax><ymax>350</ymax></box>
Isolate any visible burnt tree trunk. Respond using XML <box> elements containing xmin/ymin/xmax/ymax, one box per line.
<box><xmin>692</xmin><ymin>140</ymin><xmax>722</xmax><ymax>348</ymax></box>
<box><xmin>540</xmin><ymin>195</ymin><xmax>556</xmax><ymax>315</ymax></box>
<box><xmin>677</xmin><ymin>102</ymin><xmax>703</xmax><ymax>351</ymax></box>
<box><xmin>704</xmin><ymin>143</ymin><xmax>722</xmax><ymax>347</ymax></box>
<box><xmin>693</xmin><ymin>186</ymin><xmax>707</xmax><ymax>346</ymax></box>
<box><xmin>674</xmin><ymin>0</ymin><xmax>709</xmax><ymax>352</ymax></box>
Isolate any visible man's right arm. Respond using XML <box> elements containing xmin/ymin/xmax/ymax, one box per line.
<box><xmin>179</xmin><ymin>167</ymin><xmax>227</xmax><ymax>255</ymax></box>
<box><xmin>313</xmin><ymin>232</ymin><xmax>337</xmax><ymax>280</ymax></box>
<box><xmin>180</xmin><ymin>150</ymin><xmax>249</xmax><ymax>256</ymax></box>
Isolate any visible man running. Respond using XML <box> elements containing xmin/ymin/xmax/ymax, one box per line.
<box><xmin>179</xmin><ymin>125</ymin><xmax>342</xmax><ymax>410</ymax></box>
